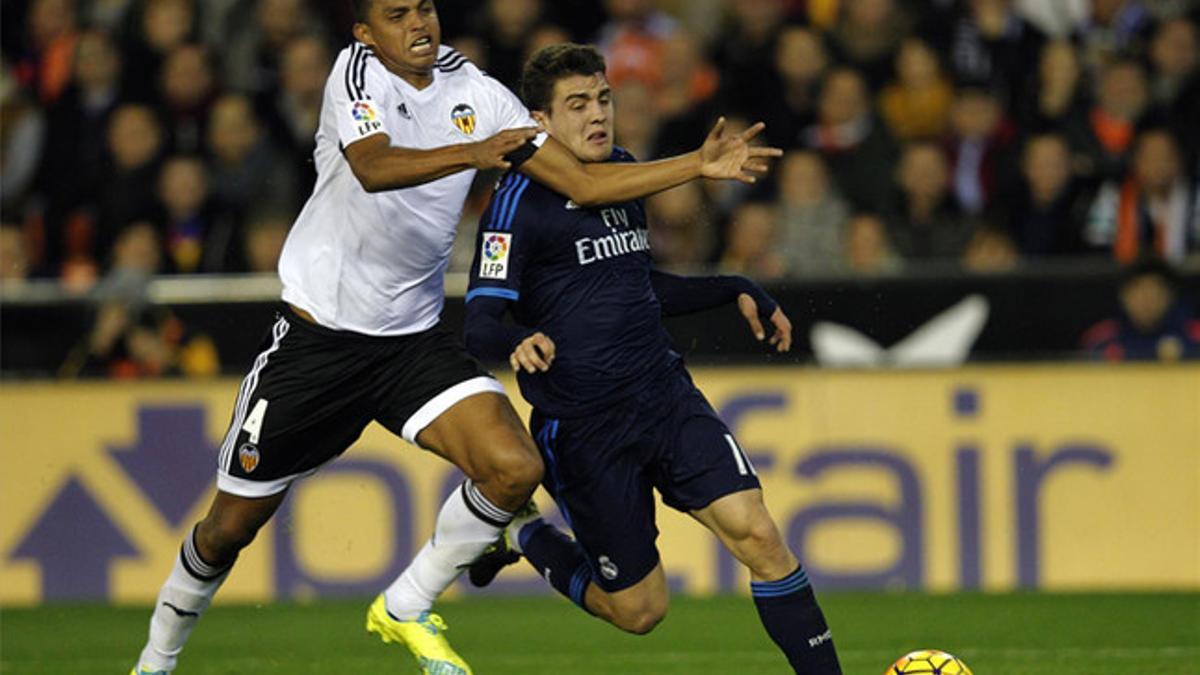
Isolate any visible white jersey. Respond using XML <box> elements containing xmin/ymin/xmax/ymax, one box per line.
<box><xmin>279</xmin><ymin>43</ymin><xmax>543</xmax><ymax>335</ymax></box>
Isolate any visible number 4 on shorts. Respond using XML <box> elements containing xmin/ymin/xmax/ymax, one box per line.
<box><xmin>241</xmin><ymin>399</ymin><xmax>269</xmax><ymax>444</ymax></box>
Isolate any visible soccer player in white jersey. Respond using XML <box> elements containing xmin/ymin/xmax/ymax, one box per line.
<box><xmin>130</xmin><ymin>1</ymin><xmax>781</xmax><ymax>674</ymax></box>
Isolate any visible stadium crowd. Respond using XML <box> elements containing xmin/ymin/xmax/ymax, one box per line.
<box><xmin>2</xmin><ymin>0</ymin><xmax>1199</xmax><ymax>374</ymax></box>
<box><xmin>3</xmin><ymin>0</ymin><xmax>1200</xmax><ymax>283</ymax></box>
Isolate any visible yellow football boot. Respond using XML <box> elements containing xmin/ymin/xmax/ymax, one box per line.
<box><xmin>366</xmin><ymin>595</ymin><xmax>473</xmax><ymax>675</ymax></box>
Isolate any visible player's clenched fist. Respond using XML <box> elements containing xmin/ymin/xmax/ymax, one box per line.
<box><xmin>510</xmin><ymin>332</ymin><xmax>556</xmax><ymax>373</ymax></box>
<box><xmin>468</xmin><ymin>127</ymin><xmax>540</xmax><ymax>170</ymax></box>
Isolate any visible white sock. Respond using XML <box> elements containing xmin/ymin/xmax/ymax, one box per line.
<box><xmin>136</xmin><ymin>530</ymin><xmax>231</xmax><ymax>672</ymax></box>
<box><xmin>384</xmin><ymin>480</ymin><xmax>513</xmax><ymax>619</ymax></box>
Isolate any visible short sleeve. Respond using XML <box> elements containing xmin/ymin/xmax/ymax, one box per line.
<box><xmin>330</xmin><ymin>44</ymin><xmax>396</xmax><ymax>148</ymax></box>
<box><xmin>466</xmin><ymin>173</ymin><xmax>539</xmax><ymax>303</ymax></box>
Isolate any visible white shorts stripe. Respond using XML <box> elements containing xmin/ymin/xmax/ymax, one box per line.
<box><xmin>401</xmin><ymin>376</ymin><xmax>507</xmax><ymax>445</ymax></box>
<box><xmin>725</xmin><ymin>434</ymin><xmax>756</xmax><ymax>476</ymax></box>
<box><xmin>218</xmin><ymin>317</ymin><xmax>290</xmax><ymax>471</ymax></box>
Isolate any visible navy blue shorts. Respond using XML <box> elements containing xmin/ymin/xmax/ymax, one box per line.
<box><xmin>529</xmin><ymin>365</ymin><xmax>761</xmax><ymax>593</ymax></box>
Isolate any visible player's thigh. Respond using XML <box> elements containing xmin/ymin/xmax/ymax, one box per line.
<box><xmin>195</xmin><ymin>488</ymin><xmax>289</xmax><ymax>560</ymax></box>
<box><xmin>531</xmin><ymin>413</ymin><xmax>662</xmax><ymax>596</ymax></box>
<box><xmin>691</xmin><ymin>488</ymin><xmax>796</xmax><ymax>580</ymax></box>
<box><xmin>417</xmin><ymin>391</ymin><xmax>542</xmax><ymax>489</ymax></box>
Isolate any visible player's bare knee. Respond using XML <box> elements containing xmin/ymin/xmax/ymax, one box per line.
<box><xmin>612</xmin><ymin>605</ymin><xmax>667</xmax><ymax>635</ymax></box>
<box><xmin>481</xmin><ymin>441</ymin><xmax>544</xmax><ymax>501</ymax></box>
<box><xmin>734</xmin><ymin>517</ymin><xmax>793</xmax><ymax>578</ymax></box>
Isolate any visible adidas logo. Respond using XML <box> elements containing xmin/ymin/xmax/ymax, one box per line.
<box><xmin>565</xmin><ymin>200</ymin><xmax>581</xmax><ymax>210</ymax></box>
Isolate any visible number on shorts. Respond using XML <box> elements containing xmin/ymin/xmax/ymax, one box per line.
<box><xmin>241</xmin><ymin>399</ymin><xmax>269</xmax><ymax>444</ymax></box>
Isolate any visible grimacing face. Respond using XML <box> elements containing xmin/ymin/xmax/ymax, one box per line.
<box><xmin>534</xmin><ymin>73</ymin><xmax>615</xmax><ymax>163</ymax></box>
<box><xmin>354</xmin><ymin>0</ymin><xmax>441</xmax><ymax>85</ymax></box>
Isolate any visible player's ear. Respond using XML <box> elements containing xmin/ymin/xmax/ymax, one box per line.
<box><xmin>531</xmin><ymin>110</ymin><xmax>549</xmax><ymax>127</ymax></box>
<box><xmin>352</xmin><ymin>22</ymin><xmax>374</xmax><ymax>48</ymax></box>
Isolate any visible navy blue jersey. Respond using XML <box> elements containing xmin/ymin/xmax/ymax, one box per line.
<box><xmin>465</xmin><ymin>148</ymin><xmax>680</xmax><ymax>417</ymax></box>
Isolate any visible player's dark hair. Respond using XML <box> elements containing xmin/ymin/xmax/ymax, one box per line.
<box><xmin>520</xmin><ymin>43</ymin><xmax>607</xmax><ymax>112</ymax></box>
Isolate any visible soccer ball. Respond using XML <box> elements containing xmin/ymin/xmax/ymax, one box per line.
<box><xmin>885</xmin><ymin>649</ymin><xmax>973</xmax><ymax>674</ymax></box>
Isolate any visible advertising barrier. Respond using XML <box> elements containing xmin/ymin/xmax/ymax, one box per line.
<box><xmin>1</xmin><ymin>364</ymin><xmax>1196</xmax><ymax>605</ymax></box>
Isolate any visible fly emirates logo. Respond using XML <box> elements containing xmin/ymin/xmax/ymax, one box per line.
<box><xmin>575</xmin><ymin>207</ymin><xmax>650</xmax><ymax>265</ymax></box>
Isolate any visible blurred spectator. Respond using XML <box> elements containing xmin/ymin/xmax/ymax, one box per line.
<box><xmin>804</xmin><ymin>67</ymin><xmax>899</xmax><ymax>211</ymax></box>
<box><xmin>774</xmin><ymin>151</ymin><xmax>851</xmax><ymax>276</ymax></box>
<box><xmin>158</xmin><ymin>43</ymin><xmax>218</xmax><ymax>153</ymax></box>
<box><xmin>845</xmin><ymin>212</ymin><xmax>903</xmax><ymax>274</ymax></box>
<box><xmin>1004</xmin><ymin>133</ymin><xmax>1095</xmax><ymax>256</ymax></box>
<box><xmin>719</xmin><ymin>201</ymin><xmax>785</xmax><ymax>280</ymax></box>
<box><xmin>263</xmin><ymin>34</ymin><xmax>331</xmax><ymax>197</ymax></box>
<box><xmin>121</xmin><ymin>0</ymin><xmax>199</xmax><ymax>103</ymax></box>
<box><xmin>0</xmin><ymin>224</ymin><xmax>32</xmax><ymax>284</ymax></box>
<box><xmin>962</xmin><ymin>223</ymin><xmax>1020</xmax><ymax>272</ymax></box>
<box><xmin>1082</xmin><ymin>257</ymin><xmax>1200</xmax><ymax>361</ymax></box>
<box><xmin>59</xmin><ymin>220</ymin><xmax>218</xmax><ymax>379</ymax></box>
<box><xmin>1086</xmin><ymin>128</ymin><xmax>1196</xmax><ymax>263</ymax></box>
<box><xmin>879</xmin><ymin>38</ymin><xmax>955</xmax><ymax>141</ymax></box>
<box><xmin>888</xmin><ymin>142</ymin><xmax>970</xmax><ymax>259</ymax></box>
<box><xmin>0</xmin><ymin>59</ymin><xmax>46</xmax><ymax>218</ymax></box>
<box><xmin>828</xmin><ymin>0</ymin><xmax>912</xmax><ymax>90</ymax></box>
<box><xmin>646</xmin><ymin>182</ymin><xmax>716</xmax><ymax>269</ymax></box>
<box><xmin>947</xmin><ymin>0</ymin><xmax>1046</xmax><ymax>107</ymax></box>
<box><xmin>1148</xmin><ymin>17</ymin><xmax>1200</xmax><ymax>163</ymax></box>
<box><xmin>87</xmin><ymin>0</ymin><xmax>137</xmax><ymax>34</ymax></box>
<box><xmin>522</xmin><ymin>24</ymin><xmax>573</xmax><ymax>66</ymax></box>
<box><xmin>157</xmin><ymin>155</ymin><xmax>239</xmax><ymax>274</ymax></box>
<box><xmin>713</xmin><ymin>0</ymin><xmax>792</xmax><ymax>119</ymax></box>
<box><xmin>16</xmin><ymin>0</ymin><xmax>79</xmax><ymax>105</ymax></box>
<box><xmin>1079</xmin><ymin>0</ymin><xmax>1154</xmax><ymax>74</ymax></box>
<box><xmin>96</xmin><ymin>104</ymin><xmax>165</xmax><ymax>263</ymax></box>
<box><xmin>758</xmin><ymin>25</ymin><xmax>830</xmax><ymax>150</ymax></box>
<box><xmin>651</xmin><ymin>30</ymin><xmax>721</xmax><ymax>158</ymax></box>
<box><xmin>242</xmin><ymin>214</ymin><xmax>290</xmax><ymax>275</ymax></box>
<box><xmin>36</xmin><ymin>30</ymin><xmax>124</xmax><ymax>270</ymax></box>
<box><xmin>945</xmin><ymin>86</ymin><xmax>1017</xmax><ymax>216</ymax></box>
<box><xmin>206</xmin><ymin>94</ymin><xmax>297</xmax><ymax>224</ymax></box>
<box><xmin>475</xmin><ymin>0</ymin><xmax>545</xmax><ymax>87</ymax></box>
<box><xmin>612</xmin><ymin>81</ymin><xmax>659</xmax><ymax>160</ymax></box>
<box><xmin>1014</xmin><ymin>0</ymin><xmax>1088</xmax><ymax>38</ymax></box>
<box><xmin>1021</xmin><ymin>39</ymin><xmax>1089</xmax><ymax>132</ymax></box>
<box><xmin>1068</xmin><ymin>58</ymin><xmax>1151</xmax><ymax>183</ymax></box>
<box><xmin>223</xmin><ymin>0</ymin><xmax>324</xmax><ymax>96</ymax></box>
<box><xmin>598</xmin><ymin>0</ymin><xmax>677</xmax><ymax>90</ymax></box>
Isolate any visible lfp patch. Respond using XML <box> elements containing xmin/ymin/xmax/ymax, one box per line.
<box><xmin>350</xmin><ymin>101</ymin><xmax>382</xmax><ymax>136</ymax></box>
<box><xmin>479</xmin><ymin>232</ymin><xmax>511</xmax><ymax>279</ymax></box>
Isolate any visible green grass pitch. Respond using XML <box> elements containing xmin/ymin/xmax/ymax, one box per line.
<box><xmin>2</xmin><ymin>593</ymin><xmax>1197</xmax><ymax>674</ymax></box>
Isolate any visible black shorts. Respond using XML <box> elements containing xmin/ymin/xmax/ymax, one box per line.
<box><xmin>528</xmin><ymin>364</ymin><xmax>761</xmax><ymax>593</ymax></box>
<box><xmin>216</xmin><ymin>306</ymin><xmax>501</xmax><ymax>497</ymax></box>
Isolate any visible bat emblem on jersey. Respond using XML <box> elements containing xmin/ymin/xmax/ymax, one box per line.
<box><xmin>452</xmin><ymin>103</ymin><xmax>477</xmax><ymax>135</ymax></box>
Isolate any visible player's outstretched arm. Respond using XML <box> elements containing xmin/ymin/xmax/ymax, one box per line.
<box><xmin>650</xmin><ymin>270</ymin><xmax>792</xmax><ymax>352</ymax></box>
<box><xmin>344</xmin><ymin>127</ymin><xmax>540</xmax><ymax>192</ymax></box>
<box><xmin>520</xmin><ymin>118</ymin><xmax>781</xmax><ymax>207</ymax></box>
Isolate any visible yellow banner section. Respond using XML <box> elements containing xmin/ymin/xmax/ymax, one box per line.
<box><xmin>1</xmin><ymin>365</ymin><xmax>1197</xmax><ymax>605</ymax></box>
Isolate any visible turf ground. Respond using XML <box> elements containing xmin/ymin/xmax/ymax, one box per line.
<box><xmin>2</xmin><ymin>592</ymin><xmax>1197</xmax><ymax>674</ymax></box>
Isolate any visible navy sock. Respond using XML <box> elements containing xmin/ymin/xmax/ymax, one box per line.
<box><xmin>518</xmin><ymin>519</ymin><xmax>593</xmax><ymax>612</ymax></box>
<box><xmin>751</xmin><ymin>566</ymin><xmax>842</xmax><ymax>674</ymax></box>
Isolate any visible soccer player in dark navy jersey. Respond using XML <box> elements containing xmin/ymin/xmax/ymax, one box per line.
<box><xmin>464</xmin><ymin>44</ymin><xmax>843</xmax><ymax>675</ymax></box>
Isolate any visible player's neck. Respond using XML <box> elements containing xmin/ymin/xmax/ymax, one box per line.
<box><xmin>377</xmin><ymin>54</ymin><xmax>435</xmax><ymax>90</ymax></box>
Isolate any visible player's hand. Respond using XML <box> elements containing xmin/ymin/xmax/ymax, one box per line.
<box><xmin>698</xmin><ymin>117</ymin><xmax>783</xmax><ymax>184</ymax></box>
<box><xmin>468</xmin><ymin>127</ymin><xmax>540</xmax><ymax>171</ymax></box>
<box><xmin>510</xmin><ymin>332</ymin><xmax>556</xmax><ymax>373</ymax></box>
<box><xmin>737</xmin><ymin>293</ymin><xmax>793</xmax><ymax>352</ymax></box>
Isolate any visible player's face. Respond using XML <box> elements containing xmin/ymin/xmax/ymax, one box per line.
<box><xmin>536</xmin><ymin>74</ymin><xmax>614</xmax><ymax>163</ymax></box>
<box><xmin>354</xmin><ymin>0</ymin><xmax>441</xmax><ymax>83</ymax></box>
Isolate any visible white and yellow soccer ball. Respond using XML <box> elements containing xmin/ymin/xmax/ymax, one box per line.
<box><xmin>885</xmin><ymin>649</ymin><xmax>974</xmax><ymax>674</ymax></box>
